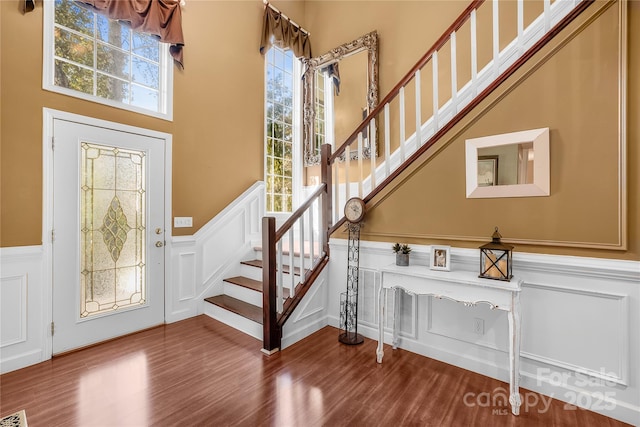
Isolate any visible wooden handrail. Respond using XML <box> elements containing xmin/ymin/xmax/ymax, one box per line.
<box><xmin>330</xmin><ymin>0</ymin><xmax>486</xmax><ymax>163</ymax></box>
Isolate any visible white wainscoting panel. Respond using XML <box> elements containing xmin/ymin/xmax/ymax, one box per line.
<box><xmin>0</xmin><ymin>275</ymin><xmax>28</xmax><ymax>347</ymax></box>
<box><xmin>178</xmin><ymin>252</ymin><xmax>196</xmax><ymax>301</ymax></box>
<box><xmin>328</xmin><ymin>239</ymin><xmax>640</xmax><ymax>426</ymax></box>
<box><xmin>281</xmin><ymin>269</ymin><xmax>330</xmax><ymax>349</ymax></box>
<box><xmin>521</xmin><ymin>282</ymin><xmax>628</xmax><ymax>385</ymax></box>
<box><xmin>0</xmin><ymin>246</ymin><xmax>45</xmax><ymax>374</ymax></box>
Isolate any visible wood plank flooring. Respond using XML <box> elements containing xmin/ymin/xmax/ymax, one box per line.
<box><xmin>0</xmin><ymin>315</ymin><xmax>630</xmax><ymax>426</ymax></box>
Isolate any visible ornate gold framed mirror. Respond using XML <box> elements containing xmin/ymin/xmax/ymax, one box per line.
<box><xmin>302</xmin><ymin>31</ymin><xmax>379</xmax><ymax>166</ymax></box>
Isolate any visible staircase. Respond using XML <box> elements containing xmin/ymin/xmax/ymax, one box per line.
<box><xmin>203</xmin><ymin>249</ymin><xmax>298</xmax><ymax>340</ymax></box>
<box><xmin>203</xmin><ymin>0</ymin><xmax>593</xmax><ymax>353</ymax></box>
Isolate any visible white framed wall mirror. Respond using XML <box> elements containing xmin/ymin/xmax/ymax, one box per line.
<box><xmin>302</xmin><ymin>31</ymin><xmax>379</xmax><ymax>166</ymax></box>
<box><xmin>465</xmin><ymin>127</ymin><xmax>550</xmax><ymax>198</ymax></box>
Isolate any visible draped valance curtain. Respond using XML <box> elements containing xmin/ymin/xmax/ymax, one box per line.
<box><xmin>25</xmin><ymin>0</ymin><xmax>185</xmax><ymax>68</ymax></box>
<box><xmin>259</xmin><ymin>5</ymin><xmax>311</xmax><ymax>59</ymax></box>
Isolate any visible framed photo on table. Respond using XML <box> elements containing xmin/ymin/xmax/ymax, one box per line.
<box><xmin>430</xmin><ymin>245</ymin><xmax>451</xmax><ymax>271</ymax></box>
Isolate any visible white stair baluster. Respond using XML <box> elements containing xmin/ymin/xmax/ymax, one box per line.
<box><xmin>333</xmin><ymin>165</ymin><xmax>339</xmax><ymax>225</ymax></box>
<box><xmin>370</xmin><ymin>117</ymin><xmax>377</xmax><ymax>190</ymax></box>
<box><xmin>277</xmin><ymin>240</ymin><xmax>283</xmax><ymax>313</ymax></box>
<box><xmin>450</xmin><ymin>31</ymin><xmax>458</xmax><ymax>114</ymax></box>
<box><xmin>358</xmin><ymin>132</ymin><xmax>364</xmax><ymax>197</ymax></box>
<box><xmin>432</xmin><ymin>50</ymin><xmax>439</xmax><ymax>132</ymax></box>
<box><xmin>288</xmin><ymin>228</ymin><xmax>295</xmax><ymax>297</ymax></box>
<box><xmin>493</xmin><ymin>0</ymin><xmax>500</xmax><ymax>76</ymax></box>
<box><xmin>345</xmin><ymin>144</ymin><xmax>351</xmax><ymax>202</ymax></box>
<box><xmin>517</xmin><ymin>0</ymin><xmax>524</xmax><ymax>55</ymax></box>
<box><xmin>299</xmin><ymin>214</ymin><xmax>305</xmax><ymax>285</ymax></box>
<box><xmin>415</xmin><ymin>69</ymin><xmax>422</xmax><ymax>147</ymax></box>
<box><xmin>399</xmin><ymin>87</ymin><xmax>406</xmax><ymax>162</ymax></box>
<box><xmin>544</xmin><ymin>0</ymin><xmax>551</xmax><ymax>32</ymax></box>
<box><xmin>384</xmin><ymin>104</ymin><xmax>391</xmax><ymax>179</ymax></box>
<box><xmin>471</xmin><ymin>9</ymin><xmax>478</xmax><ymax>97</ymax></box>
<box><xmin>309</xmin><ymin>202</ymin><xmax>315</xmax><ymax>264</ymax></box>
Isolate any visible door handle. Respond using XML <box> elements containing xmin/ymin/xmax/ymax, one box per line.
<box><xmin>155</xmin><ymin>241</ymin><xmax>164</xmax><ymax>247</ymax></box>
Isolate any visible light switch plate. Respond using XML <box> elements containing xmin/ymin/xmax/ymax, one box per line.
<box><xmin>174</xmin><ymin>217</ymin><xmax>193</xmax><ymax>228</ymax></box>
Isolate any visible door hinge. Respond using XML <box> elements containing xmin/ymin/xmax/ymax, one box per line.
<box><xmin>51</xmin><ymin>229</ymin><xmax>55</xmax><ymax>243</ymax></box>
<box><xmin>51</xmin><ymin>136</ymin><xmax>55</xmax><ymax>150</ymax></box>
<box><xmin>51</xmin><ymin>322</ymin><xmax>55</xmax><ymax>336</ymax></box>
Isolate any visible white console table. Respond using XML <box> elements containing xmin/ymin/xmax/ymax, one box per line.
<box><xmin>376</xmin><ymin>264</ymin><xmax>523</xmax><ymax>415</ymax></box>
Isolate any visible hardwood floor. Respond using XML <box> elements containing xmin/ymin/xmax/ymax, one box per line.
<box><xmin>0</xmin><ymin>315</ymin><xmax>630</xmax><ymax>426</ymax></box>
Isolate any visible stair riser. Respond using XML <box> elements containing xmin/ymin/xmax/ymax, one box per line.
<box><xmin>239</xmin><ymin>264</ymin><xmax>301</xmax><ymax>284</ymax></box>
<box><xmin>223</xmin><ymin>282</ymin><xmax>263</xmax><ymax>307</ymax></box>
<box><xmin>202</xmin><ymin>303</ymin><xmax>262</xmax><ymax>340</ymax></box>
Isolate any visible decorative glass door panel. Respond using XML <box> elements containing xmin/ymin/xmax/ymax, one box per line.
<box><xmin>81</xmin><ymin>143</ymin><xmax>146</xmax><ymax>318</ymax></box>
<box><xmin>52</xmin><ymin>116</ymin><xmax>165</xmax><ymax>355</ymax></box>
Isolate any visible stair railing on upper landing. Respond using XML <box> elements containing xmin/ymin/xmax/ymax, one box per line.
<box><xmin>262</xmin><ymin>0</ymin><xmax>592</xmax><ymax>352</ymax></box>
<box><xmin>327</xmin><ymin>0</ymin><xmax>591</xmax><ymax>233</ymax></box>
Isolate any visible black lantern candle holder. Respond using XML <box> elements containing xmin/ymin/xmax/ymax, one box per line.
<box><xmin>479</xmin><ymin>227</ymin><xmax>513</xmax><ymax>281</ymax></box>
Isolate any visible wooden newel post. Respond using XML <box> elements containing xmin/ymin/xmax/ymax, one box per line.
<box><xmin>262</xmin><ymin>216</ymin><xmax>280</xmax><ymax>353</ymax></box>
<box><xmin>320</xmin><ymin>143</ymin><xmax>332</xmax><ymax>256</ymax></box>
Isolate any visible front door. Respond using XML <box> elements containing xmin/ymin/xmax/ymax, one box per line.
<box><xmin>52</xmin><ymin>118</ymin><xmax>165</xmax><ymax>354</ymax></box>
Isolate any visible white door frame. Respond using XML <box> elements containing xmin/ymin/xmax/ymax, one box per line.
<box><xmin>42</xmin><ymin>108</ymin><xmax>173</xmax><ymax>357</ymax></box>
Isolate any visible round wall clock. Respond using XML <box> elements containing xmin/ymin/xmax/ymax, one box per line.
<box><xmin>344</xmin><ymin>197</ymin><xmax>365</xmax><ymax>223</ymax></box>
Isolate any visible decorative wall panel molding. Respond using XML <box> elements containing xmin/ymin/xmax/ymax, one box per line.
<box><xmin>0</xmin><ymin>246</ymin><xmax>45</xmax><ymax>374</ymax></box>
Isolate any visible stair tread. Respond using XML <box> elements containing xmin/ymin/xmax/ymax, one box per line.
<box><xmin>224</xmin><ymin>275</ymin><xmax>262</xmax><ymax>291</ymax></box>
<box><xmin>224</xmin><ymin>275</ymin><xmax>291</xmax><ymax>298</ymax></box>
<box><xmin>241</xmin><ymin>259</ymin><xmax>301</xmax><ymax>275</ymax></box>
<box><xmin>204</xmin><ymin>295</ymin><xmax>263</xmax><ymax>324</ymax></box>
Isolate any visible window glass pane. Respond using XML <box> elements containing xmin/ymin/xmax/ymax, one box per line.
<box><xmin>97</xmin><ymin>44</ymin><xmax>131</xmax><ymax>80</ymax></box>
<box><xmin>132</xmin><ymin>57</ymin><xmax>159</xmax><ymax>89</ymax></box>
<box><xmin>55</xmin><ymin>59</ymin><xmax>93</xmax><ymax>94</ymax></box>
<box><xmin>131</xmin><ymin>84</ymin><xmax>158</xmax><ymax>110</ymax></box>
<box><xmin>273</xmin><ymin>195</ymin><xmax>282</xmax><ymax>211</ymax></box>
<box><xmin>55</xmin><ymin>0</ymin><xmax>93</xmax><ymax>35</ymax></box>
<box><xmin>49</xmin><ymin>0</ymin><xmax>169</xmax><ymax>116</ymax></box>
<box><xmin>265</xmin><ymin>45</ymin><xmax>295</xmax><ymax>213</ymax></box>
<box><xmin>97</xmin><ymin>15</ymin><xmax>131</xmax><ymax>50</ymax></box>
<box><xmin>55</xmin><ymin>27</ymin><xmax>94</xmax><ymax>67</ymax></box>
<box><xmin>132</xmin><ymin>32</ymin><xmax>160</xmax><ymax>62</ymax></box>
<box><xmin>97</xmin><ymin>73</ymin><xmax>130</xmax><ymax>102</ymax></box>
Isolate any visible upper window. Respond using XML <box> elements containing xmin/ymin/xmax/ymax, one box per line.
<box><xmin>44</xmin><ymin>0</ymin><xmax>173</xmax><ymax>120</ymax></box>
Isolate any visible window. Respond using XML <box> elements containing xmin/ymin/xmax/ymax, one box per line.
<box><xmin>44</xmin><ymin>0</ymin><xmax>173</xmax><ymax>120</ymax></box>
<box><xmin>265</xmin><ymin>45</ymin><xmax>300</xmax><ymax>213</ymax></box>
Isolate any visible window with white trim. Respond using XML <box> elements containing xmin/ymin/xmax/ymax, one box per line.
<box><xmin>44</xmin><ymin>0</ymin><xmax>173</xmax><ymax>120</ymax></box>
<box><xmin>265</xmin><ymin>45</ymin><xmax>300</xmax><ymax>213</ymax></box>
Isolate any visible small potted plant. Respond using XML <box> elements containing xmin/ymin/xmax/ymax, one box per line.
<box><xmin>392</xmin><ymin>243</ymin><xmax>412</xmax><ymax>266</ymax></box>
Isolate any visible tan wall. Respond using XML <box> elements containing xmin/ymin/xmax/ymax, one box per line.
<box><xmin>1</xmin><ymin>0</ymin><xmax>637</xmax><ymax>260</ymax></box>
<box><xmin>0</xmin><ymin>0</ymin><xmax>304</xmax><ymax>245</ymax></box>
<box><xmin>326</xmin><ymin>0</ymin><xmax>639</xmax><ymax>260</ymax></box>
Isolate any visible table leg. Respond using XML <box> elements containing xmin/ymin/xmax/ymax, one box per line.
<box><xmin>392</xmin><ymin>287</ymin><xmax>401</xmax><ymax>349</ymax></box>
<box><xmin>508</xmin><ymin>292</ymin><xmax>522</xmax><ymax>415</ymax></box>
<box><xmin>376</xmin><ymin>287</ymin><xmax>385</xmax><ymax>363</ymax></box>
